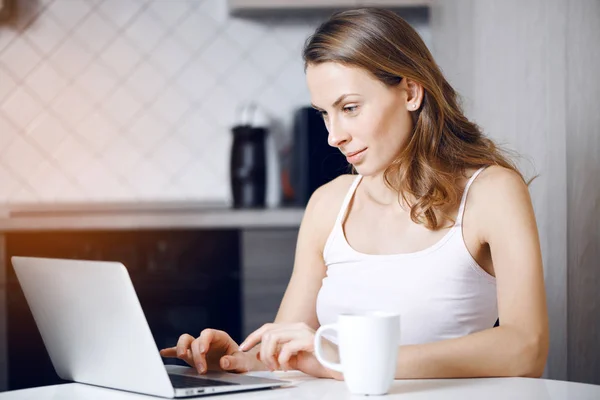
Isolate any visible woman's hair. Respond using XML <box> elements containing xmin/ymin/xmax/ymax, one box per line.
<box><xmin>303</xmin><ymin>8</ymin><xmax>525</xmax><ymax>230</ymax></box>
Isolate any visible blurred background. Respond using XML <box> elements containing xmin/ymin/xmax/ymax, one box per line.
<box><xmin>0</xmin><ymin>0</ymin><xmax>598</xmax><ymax>392</ymax></box>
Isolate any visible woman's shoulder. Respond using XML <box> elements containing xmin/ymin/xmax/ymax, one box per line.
<box><xmin>309</xmin><ymin>174</ymin><xmax>358</xmax><ymax>213</ymax></box>
<box><xmin>466</xmin><ymin>165</ymin><xmax>533</xmax><ymax>228</ymax></box>
<box><xmin>470</xmin><ymin>165</ymin><xmax>529</xmax><ymax>199</ymax></box>
<box><xmin>302</xmin><ymin>174</ymin><xmax>358</xmax><ymax>241</ymax></box>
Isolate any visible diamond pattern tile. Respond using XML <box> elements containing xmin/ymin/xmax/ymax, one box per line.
<box><xmin>52</xmin><ymin>136</ymin><xmax>95</xmax><ymax>179</ymax></box>
<box><xmin>46</xmin><ymin>0</ymin><xmax>92</xmax><ymax>32</ymax></box>
<box><xmin>177</xmin><ymin>110</ymin><xmax>219</xmax><ymax>152</ymax></box>
<box><xmin>198</xmin><ymin>0</ymin><xmax>229</xmax><ymax>24</ymax></box>
<box><xmin>149</xmin><ymin>86</ymin><xmax>190</xmax><ymax>126</ymax></box>
<box><xmin>0</xmin><ymin>163</ymin><xmax>21</xmax><ymax>202</ymax></box>
<box><xmin>48</xmin><ymin>36</ymin><xmax>94</xmax><ymax>77</ymax></box>
<box><xmin>3</xmin><ymin>136</ymin><xmax>45</xmax><ymax>181</ymax></box>
<box><xmin>224</xmin><ymin>18</ymin><xmax>268</xmax><ymax>50</ymax></box>
<box><xmin>198</xmin><ymin>85</ymin><xmax>236</xmax><ymax>128</ymax></box>
<box><xmin>73</xmin><ymin>12</ymin><xmax>119</xmax><ymax>55</ymax></box>
<box><xmin>126</xmin><ymin>158</ymin><xmax>170</xmax><ymax>198</ymax></box>
<box><xmin>124</xmin><ymin>9</ymin><xmax>167</xmax><ymax>55</ymax></box>
<box><xmin>0</xmin><ymin>37</ymin><xmax>42</xmax><ymax>81</ymax></box>
<box><xmin>175</xmin><ymin>9</ymin><xmax>221</xmax><ymax>52</ymax></box>
<box><xmin>148</xmin><ymin>135</ymin><xmax>194</xmax><ymax>177</ymax></box>
<box><xmin>75</xmin><ymin>62</ymin><xmax>119</xmax><ymax>102</ymax></box>
<box><xmin>99</xmin><ymin>37</ymin><xmax>142</xmax><ymax>79</ymax></box>
<box><xmin>126</xmin><ymin>62</ymin><xmax>167</xmax><ymax>101</ymax></box>
<box><xmin>224</xmin><ymin>58</ymin><xmax>268</xmax><ymax>103</ymax></box>
<box><xmin>26</xmin><ymin>160</ymin><xmax>73</xmax><ymax>201</ymax></box>
<box><xmin>0</xmin><ymin>112</ymin><xmax>17</xmax><ymax>152</ymax></box>
<box><xmin>247</xmin><ymin>34</ymin><xmax>292</xmax><ymax>77</ymax></box>
<box><xmin>97</xmin><ymin>0</ymin><xmax>148</xmax><ymax>29</ymax></box>
<box><xmin>23</xmin><ymin>11</ymin><xmax>68</xmax><ymax>55</ymax></box>
<box><xmin>148</xmin><ymin>0</ymin><xmax>194</xmax><ymax>27</ymax></box>
<box><xmin>8</xmin><ymin>185</ymin><xmax>39</xmax><ymax>203</ymax></box>
<box><xmin>127</xmin><ymin>113</ymin><xmax>169</xmax><ymax>154</ymax></box>
<box><xmin>25</xmin><ymin>63</ymin><xmax>68</xmax><ymax>104</ymax></box>
<box><xmin>74</xmin><ymin>157</ymin><xmax>124</xmax><ymax>199</ymax></box>
<box><xmin>0</xmin><ymin>0</ymin><xmax>425</xmax><ymax>204</ymax></box>
<box><xmin>175</xmin><ymin>57</ymin><xmax>217</xmax><ymax>102</ymax></box>
<box><xmin>101</xmin><ymin>135</ymin><xmax>143</xmax><ymax>173</ymax></box>
<box><xmin>0</xmin><ymin>87</ymin><xmax>43</xmax><ymax>130</ymax></box>
<box><xmin>199</xmin><ymin>33</ymin><xmax>243</xmax><ymax>77</ymax></box>
<box><xmin>102</xmin><ymin>87</ymin><xmax>143</xmax><ymax>127</ymax></box>
<box><xmin>75</xmin><ymin>110</ymin><xmax>119</xmax><ymax>154</ymax></box>
<box><xmin>26</xmin><ymin>112</ymin><xmax>69</xmax><ymax>155</ymax></box>
<box><xmin>51</xmin><ymin>86</ymin><xmax>95</xmax><ymax>126</ymax></box>
<box><xmin>149</xmin><ymin>36</ymin><xmax>190</xmax><ymax>78</ymax></box>
<box><xmin>0</xmin><ymin>66</ymin><xmax>18</xmax><ymax>103</ymax></box>
<box><xmin>0</xmin><ymin>23</ymin><xmax>16</xmax><ymax>53</ymax></box>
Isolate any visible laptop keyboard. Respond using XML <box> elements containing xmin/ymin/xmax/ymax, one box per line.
<box><xmin>168</xmin><ymin>374</ymin><xmax>240</xmax><ymax>389</ymax></box>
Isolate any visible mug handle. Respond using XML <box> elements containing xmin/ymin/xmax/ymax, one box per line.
<box><xmin>314</xmin><ymin>324</ymin><xmax>343</xmax><ymax>373</ymax></box>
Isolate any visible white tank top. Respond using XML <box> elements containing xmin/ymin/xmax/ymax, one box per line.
<box><xmin>316</xmin><ymin>167</ymin><xmax>497</xmax><ymax>345</ymax></box>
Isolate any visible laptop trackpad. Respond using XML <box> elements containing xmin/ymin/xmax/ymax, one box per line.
<box><xmin>165</xmin><ymin>364</ymin><xmax>287</xmax><ymax>385</ymax></box>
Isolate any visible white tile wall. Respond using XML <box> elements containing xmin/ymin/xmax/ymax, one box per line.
<box><xmin>0</xmin><ymin>0</ymin><xmax>430</xmax><ymax>204</ymax></box>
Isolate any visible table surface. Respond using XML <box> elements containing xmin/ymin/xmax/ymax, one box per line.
<box><xmin>1</xmin><ymin>371</ymin><xmax>600</xmax><ymax>400</ymax></box>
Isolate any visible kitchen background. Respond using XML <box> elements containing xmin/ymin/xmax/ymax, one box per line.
<box><xmin>0</xmin><ymin>0</ymin><xmax>428</xmax><ymax>203</ymax></box>
<box><xmin>0</xmin><ymin>0</ymin><xmax>598</xmax><ymax>392</ymax></box>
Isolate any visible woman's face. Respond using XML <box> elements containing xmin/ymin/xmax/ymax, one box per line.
<box><xmin>306</xmin><ymin>62</ymin><xmax>419</xmax><ymax>177</ymax></box>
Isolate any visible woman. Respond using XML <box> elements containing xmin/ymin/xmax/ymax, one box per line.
<box><xmin>160</xmin><ymin>8</ymin><xmax>549</xmax><ymax>379</ymax></box>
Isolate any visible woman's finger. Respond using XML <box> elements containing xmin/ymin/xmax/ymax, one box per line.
<box><xmin>260</xmin><ymin>328</ymin><xmax>306</xmax><ymax>371</ymax></box>
<box><xmin>220</xmin><ymin>352</ymin><xmax>253</xmax><ymax>373</ymax></box>
<box><xmin>175</xmin><ymin>334</ymin><xmax>195</xmax><ymax>359</ymax></box>
<box><xmin>260</xmin><ymin>331</ymin><xmax>282</xmax><ymax>371</ymax></box>
<box><xmin>159</xmin><ymin>347</ymin><xmax>177</xmax><ymax>358</ymax></box>
<box><xmin>239</xmin><ymin>323</ymin><xmax>274</xmax><ymax>351</ymax></box>
<box><xmin>191</xmin><ymin>337</ymin><xmax>207</xmax><ymax>373</ymax></box>
<box><xmin>160</xmin><ymin>346</ymin><xmax>194</xmax><ymax>366</ymax></box>
<box><xmin>277</xmin><ymin>339</ymin><xmax>309</xmax><ymax>372</ymax></box>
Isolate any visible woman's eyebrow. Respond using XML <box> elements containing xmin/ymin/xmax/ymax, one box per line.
<box><xmin>312</xmin><ymin>93</ymin><xmax>360</xmax><ymax>111</ymax></box>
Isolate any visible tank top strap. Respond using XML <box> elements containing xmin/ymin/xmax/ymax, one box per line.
<box><xmin>455</xmin><ymin>166</ymin><xmax>488</xmax><ymax>226</ymax></box>
<box><xmin>334</xmin><ymin>175</ymin><xmax>363</xmax><ymax>226</ymax></box>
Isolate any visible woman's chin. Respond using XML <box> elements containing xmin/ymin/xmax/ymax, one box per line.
<box><xmin>352</xmin><ymin>163</ymin><xmax>384</xmax><ymax>177</ymax></box>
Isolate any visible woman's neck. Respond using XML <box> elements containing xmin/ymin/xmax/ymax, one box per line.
<box><xmin>360</xmin><ymin>174</ymin><xmax>411</xmax><ymax>210</ymax></box>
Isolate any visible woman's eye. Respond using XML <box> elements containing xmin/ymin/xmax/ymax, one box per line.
<box><xmin>343</xmin><ymin>105</ymin><xmax>358</xmax><ymax>113</ymax></box>
<box><xmin>317</xmin><ymin>110</ymin><xmax>328</xmax><ymax>118</ymax></box>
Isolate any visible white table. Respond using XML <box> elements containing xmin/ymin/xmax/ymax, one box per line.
<box><xmin>1</xmin><ymin>371</ymin><xmax>599</xmax><ymax>399</ymax></box>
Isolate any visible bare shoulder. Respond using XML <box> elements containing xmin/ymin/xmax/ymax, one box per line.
<box><xmin>301</xmin><ymin>174</ymin><xmax>358</xmax><ymax>247</ymax></box>
<box><xmin>310</xmin><ymin>174</ymin><xmax>357</xmax><ymax>208</ymax></box>
<box><xmin>468</xmin><ymin>165</ymin><xmax>536</xmax><ymax>240</ymax></box>
<box><xmin>469</xmin><ymin>165</ymin><xmax>530</xmax><ymax>204</ymax></box>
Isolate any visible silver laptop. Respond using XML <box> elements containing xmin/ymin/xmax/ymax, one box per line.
<box><xmin>11</xmin><ymin>256</ymin><xmax>288</xmax><ymax>398</ymax></box>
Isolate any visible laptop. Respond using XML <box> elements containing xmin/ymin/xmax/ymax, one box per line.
<box><xmin>11</xmin><ymin>256</ymin><xmax>288</xmax><ymax>398</ymax></box>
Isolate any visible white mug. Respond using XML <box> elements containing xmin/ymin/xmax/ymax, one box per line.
<box><xmin>314</xmin><ymin>312</ymin><xmax>400</xmax><ymax>395</ymax></box>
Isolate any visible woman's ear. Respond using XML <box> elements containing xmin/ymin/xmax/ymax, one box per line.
<box><xmin>405</xmin><ymin>78</ymin><xmax>424</xmax><ymax>111</ymax></box>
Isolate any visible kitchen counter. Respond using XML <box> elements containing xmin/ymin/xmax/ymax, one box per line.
<box><xmin>0</xmin><ymin>202</ymin><xmax>305</xmax><ymax>231</ymax></box>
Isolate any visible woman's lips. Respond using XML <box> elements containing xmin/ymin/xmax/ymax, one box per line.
<box><xmin>345</xmin><ymin>148</ymin><xmax>367</xmax><ymax>164</ymax></box>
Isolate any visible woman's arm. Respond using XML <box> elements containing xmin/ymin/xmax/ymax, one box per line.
<box><xmin>392</xmin><ymin>167</ymin><xmax>549</xmax><ymax>379</ymax></box>
<box><xmin>273</xmin><ymin>176</ymin><xmax>353</xmax><ymax>326</ymax></box>
<box><xmin>238</xmin><ymin>176</ymin><xmax>354</xmax><ymax>376</ymax></box>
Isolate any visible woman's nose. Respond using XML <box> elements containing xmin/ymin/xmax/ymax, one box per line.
<box><xmin>327</xmin><ymin>123</ymin><xmax>350</xmax><ymax>148</ymax></box>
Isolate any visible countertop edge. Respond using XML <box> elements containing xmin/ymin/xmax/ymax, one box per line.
<box><xmin>0</xmin><ymin>208</ymin><xmax>305</xmax><ymax>232</ymax></box>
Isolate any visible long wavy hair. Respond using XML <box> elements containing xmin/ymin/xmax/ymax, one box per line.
<box><xmin>303</xmin><ymin>8</ymin><xmax>525</xmax><ymax>230</ymax></box>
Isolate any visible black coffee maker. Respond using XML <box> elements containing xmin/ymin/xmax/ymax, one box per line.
<box><xmin>230</xmin><ymin>104</ymin><xmax>271</xmax><ymax>208</ymax></box>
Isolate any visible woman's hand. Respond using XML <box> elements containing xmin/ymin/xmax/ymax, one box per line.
<box><xmin>239</xmin><ymin>322</ymin><xmax>343</xmax><ymax>379</ymax></box>
<box><xmin>159</xmin><ymin>329</ymin><xmax>264</xmax><ymax>374</ymax></box>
